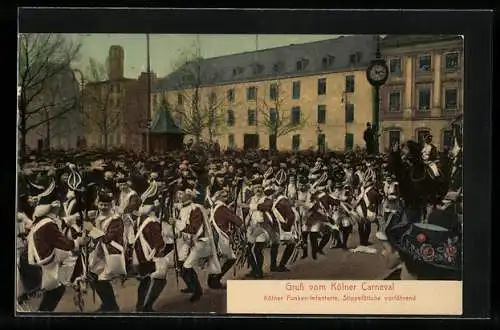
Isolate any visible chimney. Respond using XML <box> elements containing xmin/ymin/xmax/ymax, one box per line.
<box><xmin>108</xmin><ymin>45</ymin><xmax>124</xmax><ymax>80</ymax></box>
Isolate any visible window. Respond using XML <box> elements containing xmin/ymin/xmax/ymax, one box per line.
<box><xmin>273</xmin><ymin>61</ymin><xmax>284</xmax><ymax>74</ymax></box>
<box><xmin>389</xmin><ymin>91</ymin><xmax>402</xmax><ymax>112</ymax></box>
<box><xmin>252</xmin><ymin>63</ymin><xmax>264</xmax><ymax>75</ymax></box>
<box><xmin>445</xmin><ymin>52</ymin><xmax>459</xmax><ymax>72</ymax></box>
<box><xmin>321</xmin><ymin>55</ymin><xmax>336</xmax><ymax>69</ymax></box>
<box><xmin>355</xmin><ymin>52</ymin><xmax>363</xmax><ymax>63</ymax></box>
<box><xmin>227</xmin><ymin>110</ymin><xmax>235</xmax><ymax>126</ymax></box>
<box><xmin>418</xmin><ymin>55</ymin><xmax>432</xmax><ymax>72</ymax></box>
<box><xmin>317</xmin><ymin>78</ymin><xmax>326</xmax><ymax>95</ymax></box>
<box><xmin>418</xmin><ymin>87</ymin><xmax>431</xmax><ymax>110</ymax></box>
<box><xmin>233</xmin><ymin>67</ymin><xmax>244</xmax><ymax>76</ymax></box>
<box><xmin>247</xmin><ymin>87</ymin><xmax>257</xmax><ymax>101</ymax></box>
<box><xmin>345</xmin><ymin>133</ymin><xmax>354</xmax><ymax>151</ymax></box>
<box><xmin>247</xmin><ymin>109</ymin><xmax>257</xmax><ymax>126</ymax></box>
<box><xmin>296</xmin><ymin>60</ymin><xmax>303</xmax><ymax>72</ymax></box>
<box><xmin>292</xmin><ymin>135</ymin><xmax>300</xmax><ymax>151</ymax></box>
<box><xmin>291</xmin><ymin>106</ymin><xmax>301</xmax><ymax>125</ymax></box>
<box><xmin>269</xmin><ymin>83</ymin><xmax>278</xmax><ymax>100</ymax></box>
<box><xmin>388</xmin><ymin>130</ymin><xmax>401</xmax><ymax>150</ymax></box>
<box><xmin>417</xmin><ymin>129</ymin><xmax>431</xmax><ymax>145</ymax></box>
<box><xmin>317</xmin><ymin>105</ymin><xmax>326</xmax><ymax>124</ymax></box>
<box><xmin>227</xmin><ymin>89</ymin><xmax>235</xmax><ymax>102</ymax></box>
<box><xmin>322</xmin><ymin>57</ymin><xmax>328</xmax><ymax>68</ymax></box>
<box><xmin>345</xmin><ymin>103</ymin><xmax>354</xmax><ymax>123</ymax></box>
<box><xmin>228</xmin><ymin>134</ymin><xmax>235</xmax><ymax>149</ymax></box>
<box><xmin>389</xmin><ymin>58</ymin><xmax>402</xmax><ymax>75</ymax></box>
<box><xmin>349</xmin><ymin>54</ymin><xmax>357</xmax><ymax>65</ymax></box>
<box><xmin>318</xmin><ymin>134</ymin><xmax>326</xmax><ymax>151</ymax></box>
<box><xmin>345</xmin><ymin>75</ymin><xmax>355</xmax><ymax>93</ymax></box>
<box><xmin>177</xmin><ymin>93</ymin><xmax>183</xmax><ymax>105</ymax></box>
<box><xmin>292</xmin><ymin>81</ymin><xmax>301</xmax><ymax>99</ymax></box>
<box><xmin>442</xmin><ymin>130</ymin><xmax>453</xmax><ymax>150</ymax></box>
<box><xmin>444</xmin><ymin>88</ymin><xmax>458</xmax><ymax>110</ymax></box>
<box><xmin>269</xmin><ymin>108</ymin><xmax>277</xmax><ymax>127</ymax></box>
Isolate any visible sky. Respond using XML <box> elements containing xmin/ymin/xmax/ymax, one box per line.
<box><xmin>70</xmin><ymin>34</ymin><xmax>340</xmax><ymax>79</ymax></box>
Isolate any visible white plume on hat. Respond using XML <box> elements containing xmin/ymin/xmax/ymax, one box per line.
<box><xmin>32</xmin><ymin>180</ymin><xmax>58</xmax><ymax>219</ymax></box>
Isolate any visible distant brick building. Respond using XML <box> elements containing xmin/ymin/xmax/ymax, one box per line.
<box><xmin>82</xmin><ymin>45</ymin><xmax>154</xmax><ymax>152</ymax></box>
<box><xmin>123</xmin><ymin>71</ymin><xmax>158</xmax><ymax>153</ymax></box>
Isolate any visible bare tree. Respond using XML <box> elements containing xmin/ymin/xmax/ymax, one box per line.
<box><xmin>170</xmin><ymin>41</ymin><xmax>228</xmax><ymax>145</ymax></box>
<box><xmin>18</xmin><ymin>33</ymin><xmax>81</xmax><ymax>156</ymax></box>
<box><xmin>257</xmin><ymin>79</ymin><xmax>308</xmax><ymax>151</ymax></box>
<box><xmin>80</xmin><ymin>58</ymin><xmax>122</xmax><ymax>150</ymax></box>
<box><xmin>205</xmin><ymin>88</ymin><xmax>227</xmax><ymax>143</ymax></box>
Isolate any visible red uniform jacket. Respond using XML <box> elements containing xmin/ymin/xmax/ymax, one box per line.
<box><xmin>181</xmin><ymin>204</ymin><xmax>206</xmax><ymax>236</ymax></box>
<box><xmin>306</xmin><ymin>192</ymin><xmax>334</xmax><ymax>226</ymax></box>
<box><xmin>134</xmin><ymin>217</ymin><xmax>166</xmax><ymax>265</ymax></box>
<box><xmin>99</xmin><ymin>216</ymin><xmax>124</xmax><ymax>255</ymax></box>
<box><xmin>273</xmin><ymin>197</ymin><xmax>296</xmax><ymax>232</ymax></box>
<box><xmin>32</xmin><ymin>219</ymin><xmax>76</xmax><ymax>264</ymax></box>
<box><xmin>256</xmin><ymin>197</ymin><xmax>276</xmax><ymax>226</ymax></box>
<box><xmin>213</xmin><ymin>203</ymin><xmax>243</xmax><ymax>236</ymax></box>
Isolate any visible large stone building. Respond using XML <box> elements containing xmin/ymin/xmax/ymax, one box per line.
<box><xmin>379</xmin><ymin>35</ymin><xmax>464</xmax><ymax>152</ymax></box>
<box><xmin>152</xmin><ymin>36</ymin><xmax>380</xmax><ymax>151</ymax></box>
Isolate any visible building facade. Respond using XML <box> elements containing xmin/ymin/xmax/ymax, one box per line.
<box><xmin>82</xmin><ymin>45</ymin><xmax>145</xmax><ymax>151</ymax></box>
<box><xmin>152</xmin><ymin>36</ymin><xmax>380</xmax><ymax>151</ymax></box>
<box><xmin>379</xmin><ymin>35</ymin><xmax>464</xmax><ymax>152</ymax></box>
<box><xmin>25</xmin><ymin>66</ymin><xmax>82</xmax><ymax>152</ymax></box>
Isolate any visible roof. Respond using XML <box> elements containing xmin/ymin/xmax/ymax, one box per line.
<box><xmin>154</xmin><ymin>35</ymin><xmax>379</xmax><ymax>92</ymax></box>
<box><xmin>380</xmin><ymin>35</ymin><xmax>462</xmax><ymax>48</ymax></box>
<box><xmin>150</xmin><ymin>102</ymin><xmax>184</xmax><ymax>135</ymax></box>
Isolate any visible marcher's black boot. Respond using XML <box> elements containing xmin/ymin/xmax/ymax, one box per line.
<box><xmin>245</xmin><ymin>244</ymin><xmax>259</xmax><ymax>278</ymax></box>
<box><xmin>301</xmin><ymin>232</ymin><xmax>309</xmax><ymax>259</ymax></box>
<box><xmin>309</xmin><ymin>232</ymin><xmax>320</xmax><ymax>260</ymax></box>
<box><xmin>143</xmin><ymin>278</ymin><xmax>167</xmax><ymax>312</ymax></box>
<box><xmin>185</xmin><ymin>268</ymin><xmax>202</xmax><ymax>303</ymax></box>
<box><xmin>209</xmin><ymin>259</ymin><xmax>235</xmax><ymax>289</ymax></box>
<box><xmin>340</xmin><ymin>225</ymin><xmax>352</xmax><ymax>250</ymax></box>
<box><xmin>269</xmin><ymin>244</ymin><xmax>279</xmax><ymax>271</ymax></box>
<box><xmin>253</xmin><ymin>242</ymin><xmax>265</xmax><ymax>278</ymax></box>
<box><xmin>330</xmin><ymin>230</ymin><xmax>341</xmax><ymax>249</ymax></box>
<box><xmin>38</xmin><ymin>285</ymin><xmax>66</xmax><ymax>312</ymax></box>
<box><xmin>135</xmin><ymin>277</ymin><xmax>151</xmax><ymax>312</ymax></box>
<box><xmin>93</xmin><ymin>280</ymin><xmax>120</xmax><ymax>312</ymax></box>
<box><xmin>178</xmin><ymin>262</ymin><xmax>193</xmax><ymax>294</ymax></box>
<box><xmin>278</xmin><ymin>244</ymin><xmax>295</xmax><ymax>272</ymax></box>
<box><xmin>317</xmin><ymin>232</ymin><xmax>331</xmax><ymax>254</ymax></box>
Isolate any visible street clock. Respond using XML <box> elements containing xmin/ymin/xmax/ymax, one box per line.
<box><xmin>366</xmin><ymin>59</ymin><xmax>389</xmax><ymax>87</ymax></box>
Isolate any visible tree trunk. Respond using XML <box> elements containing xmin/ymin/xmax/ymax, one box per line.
<box><xmin>18</xmin><ymin>102</ymin><xmax>27</xmax><ymax>158</ymax></box>
<box><xmin>104</xmin><ymin>133</ymin><xmax>108</xmax><ymax>150</ymax></box>
<box><xmin>45</xmin><ymin>110</ymin><xmax>51</xmax><ymax>151</ymax></box>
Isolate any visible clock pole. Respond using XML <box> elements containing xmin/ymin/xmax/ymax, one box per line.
<box><xmin>366</xmin><ymin>35</ymin><xmax>388</xmax><ymax>155</ymax></box>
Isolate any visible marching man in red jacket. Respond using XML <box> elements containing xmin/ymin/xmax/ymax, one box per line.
<box><xmin>170</xmin><ymin>182</ymin><xmax>221</xmax><ymax>303</ymax></box>
<box><xmin>132</xmin><ymin>180</ymin><xmax>167</xmax><ymax>312</ymax></box>
<box><xmin>207</xmin><ymin>189</ymin><xmax>244</xmax><ymax>289</ymax></box>
<box><xmin>23</xmin><ymin>180</ymin><xmax>86</xmax><ymax>311</ymax></box>
<box><xmin>83</xmin><ymin>189</ymin><xmax>126</xmax><ymax>312</ymax></box>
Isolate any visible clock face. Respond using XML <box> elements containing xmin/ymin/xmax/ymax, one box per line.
<box><xmin>369</xmin><ymin>64</ymin><xmax>388</xmax><ymax>82</ymax></box>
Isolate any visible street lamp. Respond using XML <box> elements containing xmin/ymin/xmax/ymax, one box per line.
<box><xmin>73</xmin><ymin>69</ymin><xmax>85</xmax><ymax>149</ymax></box>
<box><xmin>146</xmin><ymin>33</ymin><xmax>152</xmax><ymax>156</ymax></box>
<box><xmin>366</xmin><ymin>35</ymin><xmax>389</xmax><ymax>154</ymax></box>
<box><xmin>316</xmin><ymin>124</ymin><xmax>323</xmax><ymax>153</ymax></box>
